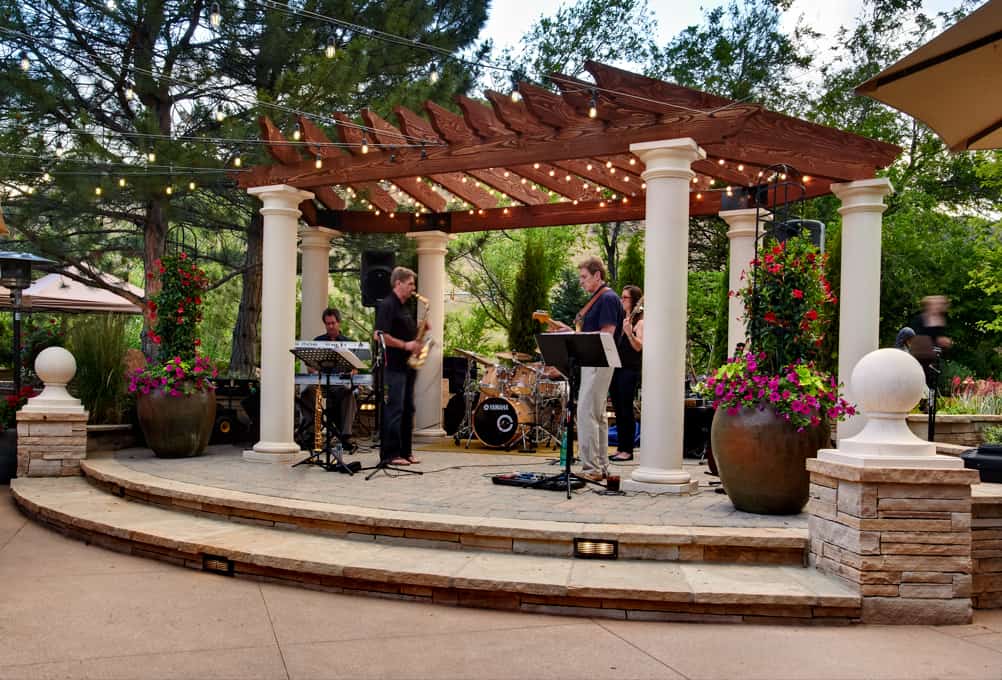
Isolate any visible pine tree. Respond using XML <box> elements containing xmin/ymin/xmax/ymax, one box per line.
<box><xmin>618</xmin><ymin>232</ymin><xmax>645</xmax><ymax>292</ymax></box>
<box><xmin>507</xmin><ymin>237</ymin><xmax>548</xmax><ymax>354</ymax></box>
<box><xmin>549</xmin><ymin>267</ymin><xmax>590</xmax><ymax>327</ymax></box>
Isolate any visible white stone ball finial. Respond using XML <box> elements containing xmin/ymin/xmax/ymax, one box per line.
<box><xmin>21</xmin><ymin>346</ymin><xmax>86</xmax><ymax>414</ymax></box>
<box><xmin>820</xmin><ymin>347</ymin><xmax>961</xmax><ymax>468</ymax></box>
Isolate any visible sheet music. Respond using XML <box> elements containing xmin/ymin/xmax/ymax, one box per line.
<box><xmin>293</xmin><ymin>340</ymin><xmax>371</xmax><ymax>368</ymax></box>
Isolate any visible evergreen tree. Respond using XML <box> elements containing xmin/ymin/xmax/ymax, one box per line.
<box><xmin>549</xmin><ymin>267</ymin><xmax>590</xmax><ymax>327</ymax></box>
<box><xmin>618</xmin><ymin>231</ymin><xmax>645</xmax><ymax>292</ymax></box>
<box><xmin>507</xmin><ymin>237</ymin><xmax>548</xmax><ymax>354</ymax></box>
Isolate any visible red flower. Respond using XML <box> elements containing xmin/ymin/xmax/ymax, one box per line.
<box><xmin>771</xmin><ymin>244</ymin><xmax>783</xmax><ymax>255</ymax></box>
<box><xmin>792</xmin><ymin>289</ymin><xmax>803</xmax><ymax>299</ymax></box>
<box><xmin>764</xmin><ymin>311</ymin><xmax>777</xmax><ymax>324</ymax></box>
<box><xmin>805</xmin><ymin>309</ymin><xmax>818</xmax><ymax>321</ymax></box>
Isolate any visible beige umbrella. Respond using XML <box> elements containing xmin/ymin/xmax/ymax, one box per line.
<box><xmin>855</xmin><ymin>0</ymin><xmax>1002</xmax><ymax>151</ymax></box>
<box><xmin>0</xmin><ymin>267</ymin><xmax>143</xmax><ymax>314</ymax></box>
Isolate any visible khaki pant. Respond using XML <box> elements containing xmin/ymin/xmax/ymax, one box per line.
<box><xmin>576</xmin><ymin>366</ymin><xmax>615</xmax><ymax>474</ymax></box>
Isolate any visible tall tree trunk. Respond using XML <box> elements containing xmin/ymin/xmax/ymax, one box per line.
<box><xmin>141</xmin><ymin>197</ymin><xmax>168</xmax><ymax>357</ymax></box>
<box><xmin>229</xmin><ymin>213</ymin><xmax>263</xmax><ymax>377</ymax></box>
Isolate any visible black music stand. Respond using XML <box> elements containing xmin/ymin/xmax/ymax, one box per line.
<box><xmin>534</xmin><ymin>332</ymin><xmax>620</xmax><ymax>498</ymax></box>
<box><xmin>290</xmin><ymin>346</ymin><xmax>361</xmax><ymax>474</ymax></box>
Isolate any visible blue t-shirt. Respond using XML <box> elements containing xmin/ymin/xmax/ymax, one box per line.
<box><xmin>582</xmin><ymin>287</ymin><xmax>624</xmax><ymax>345</ymax></box>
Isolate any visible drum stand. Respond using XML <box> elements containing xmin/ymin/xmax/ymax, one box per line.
<box><xmin>453</xmin><ymin>362</ymin><xmax>479</xmax><ymax>448</ymax></box>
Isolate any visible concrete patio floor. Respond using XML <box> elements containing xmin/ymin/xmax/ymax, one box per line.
<box><xmin>3</xmin><ymin>486</ymin><xmax>1002</xmax><ymax>680</ymax></box>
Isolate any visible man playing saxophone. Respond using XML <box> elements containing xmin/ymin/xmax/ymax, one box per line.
<box><xmin>374</xmin><ymin>266</ymin><xmax>426</xmax><ymax>466</ymax></box>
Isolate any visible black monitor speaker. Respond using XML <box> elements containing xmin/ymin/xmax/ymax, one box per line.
<box><xmin>361</xmin><ymin>251</ymin><xmax>394</xmax><ymax>307</ymax></box>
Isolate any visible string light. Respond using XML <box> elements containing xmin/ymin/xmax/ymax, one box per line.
<box><xmin>42</xmin><ymin>171</ymin><xmax>51</xmax><ymax>181</ymax></box>
<box><xmin>737</xmin><ymin>164</ymin><xmax>744</xmax><ymax>171</ymax></box>
<box><xmin>468</xmin><ymin>209</ymin><xmax>474</xmax><ymax>215</ymax></box>
<box><xmin>314</xmin><ymin>155</ymin><xmax>323</xmax><ymax>169</ymax></box>
<box><xmin>106</xmin><ymin>0</ymin><xmax>116</xmax><ymax>9</ymax></box>
<box><xmin>520</xmin><ymin>178</ymin><xmax>527</xmax><ymax>184</ymax></box>
<box><xmin>209</xmin><ymin>2</ymin><xmax>221</xmax><ymax>28</ymax></box>
<box><xmin>147</xmin><ymin>151</ymin><xmax>156</xmax><ymax>162</ymax></box>
<box><xmin>502</xmin><ymin>171</ymin><xmax>510</xmax><ymax>177</ymax></box>
<box><xmin>124</xmin><ymin>86</ymin><xmax>134</xmax><ymax>100</ymax></box>
<box><xmin>696</xmin><ymin>192</ymin><xmax>703</xmax><ymax>200</ymax></box>
<box><xmin>572</xmin><ymin>199</ymin><xmax>578</xmax><ymax>205</ymax></box>
<box><xmin>502</xmin><ymin>207</ymin><xmax>509</xmax><ymax>215</ymax></box>
<box><xmin>428</xmin><ymin>64</ymin><xmax>439</xmax><ymax>84</ymax></box>
<box><xmin>718</xmin><ymin>158</ymin><xmax>725</xmax><ymax>166</ymax></box>
<box><xmin>629</xmin><ymin>158</ymin><xmax>636</xmax><ymax>166</ymax></box>
<box><xmin>165</xmin><ymin>185</ymin><xmax>173</xmax><ymax>195</ymax></box>
<box><xmin>214</xmin><ymin>107</ymin><xmax>225</xmax><ymax>122</ymax></box>
<box><xmin>586</xmin><ymin>163</ymin><xmax>593</xmax><ymax>171</ymax></box>
<box><xmin>189</xmin><ymin>180</ymin><xmax>197</xmax><ymax>190</ymax></box>
<box><xmin>588</xmin><ymin>89</ymin><xmax>598</xmax><ymax>119</ymax></box>
<box><xmin>374</xmin><ymin>210</ymin><xmax>380</xmax><ymax>216</ymax></box>
<box><xmin>779</xmin><ymin>173</ymin><xmax>787</xmax><ymax>180</ymax></box>
<box><xmin>802</xmin><ymin>175</ymin><xmax>811</xmax><ymax>183</ymax></box>
<box><xmin>548</xmin><ymin>169</ymin><xmax>555</xmax><ymax>177</ymax></box>
<box><xmin>511</xmin><ymin>90</ymin><xmax>521</xmax><ymax>103</ymax></box>
<box><xmin>292</xmin><ymin>122</ymin><xmax>301</xmax><ymax>141</ymax></box>
<box><xmin>692</xmin><ymin>176</ymin><xmax>698</xmax><ymax>184</ymax></box>
<box><xmin>461</xmin><ymin>176</ymin><xmax>467</xmax><ymax>183</ymax></box>
<box><xmin>19</xmin><ymin>51</ymin><xmax>29</xmax><ymax>71</ymax></box>
<box><xmin>605</xmin><ymin>161</ymin><xmax>613</xmax><ymax>169</ymax></box>
<box><xmin>233</xmin><ymin>154</ymin><xmax>242</xmax><ymax>167</ymax></box>
<box><xmin>118</xmin><ymin>177</ymin><xmax>126</xmax><ymax>187</ymax></box>
<box><xmin>361</xmin><ymin>137</ymin><xmax>369</xmax><ymax>154</ymax></box>
<box><xmin>324</xmin><ymin>34</ymin><xmax>337</xmax><ymax>59</ymax></box>
<box><xmin>94</xmin><ymin>186</ymin><xmax>102</xmax><ymax>196</ymax></box>
<box><xmin>641</xmin><ymin>182</ymin><xmax>646</xmax><ymax>189</ymax></box>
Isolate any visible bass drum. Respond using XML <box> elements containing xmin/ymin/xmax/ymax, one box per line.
<box><xmin>473</xmin><ymin>396</ymin><xmax>531</xmax><ymax>448</ymax></box>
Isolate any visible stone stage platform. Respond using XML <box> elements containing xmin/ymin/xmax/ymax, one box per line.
<box><xmin>10</xmin><ymin>443</ymin><xmax>868</xmax><ymax>625</ymax></box>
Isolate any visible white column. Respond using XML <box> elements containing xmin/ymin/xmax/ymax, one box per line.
<box><xmin>406</xmin><ymin>230</ymin><xmax>454</xmax><ymax>437</ymax></box>
<box><xmin>623</xmin><ymin>139</ymin><xmax>705</xmax><ymax>494</ymax></box>
<box><xmin>299</xmin><ymin>226</ymin><xmax>338</xmax><ymax>340</ymax></box>
<box><xmin>832</xmin><ymin>177</ymin><xmax>893</xmax><ymax>442</ymax></box>
<box><xmin>720</xmin><ymin>209</ymin><xmax>758</xmax><ymax>357</ymax></box>
<box><xmin>245</xmin><ymin>185</ymin><xmax>314</xmax><ymax>462</ymax></box>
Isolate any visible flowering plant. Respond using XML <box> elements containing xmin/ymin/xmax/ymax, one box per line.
<box><xmin>940</xmin><ymin>377</ymin><xmax>1002</xmax><ymax>415</ymax></box>
<box><xmin>707</xmin><ymin>235</ymin><xmax>852</xmax><ymax>430</ymax></box>
<box><xmin>703</xmin><ymin>352</ymin><xmax>855</xmax><ymax>431</ymax></box>
<box><xmin>128</xmin><ymin>253</ymin><xmax>215</xmax><ymax>397</ymax></box>
<box><xmin>0</xmin><ymin>386</ymin><xmax>37</xmax><ymax>431</ymax></box>
<box><xmin>736</xmin><ymin>237</ymin><xmax>836</xmax><ymax>373</ymax></box>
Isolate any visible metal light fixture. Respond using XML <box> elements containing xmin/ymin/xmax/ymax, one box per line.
<box><xmin>0</xmin><ymin>251</ymin><xmax>56</xmax><ymax>395</ymax></box>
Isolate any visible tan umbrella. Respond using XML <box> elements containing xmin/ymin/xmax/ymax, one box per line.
<box><xmin>0</xmin><ymin>267</ymin><xmax>143</xmax><ymax>314</ymax></box>
<box><xmin>855</xmin><ymin>0</ymin><xmax>1002</xmax><ymax>151</ymax></box>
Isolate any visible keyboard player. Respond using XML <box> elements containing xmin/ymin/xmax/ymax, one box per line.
<box><xmin>301</xmin><ymin>307</ymin><xmax>358</xmax><ymax>452</ymax></box>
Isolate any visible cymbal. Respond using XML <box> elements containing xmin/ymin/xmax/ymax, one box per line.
<box><xmin>496</xmin><ymin>351</ymin><xmax>534</xmax><ymax>362</ymax></box>
<box><xmin>454</xmin><ymin>348</ymin><xmax>494</xmax><ymax>366</ymax></box>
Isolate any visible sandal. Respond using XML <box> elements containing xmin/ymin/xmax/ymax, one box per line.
<box><xmin>405</xmin><ymin>457</ymin><xmax>422</xmax><ymax>464</ymax></box>
<box><xmin>610</xmin><ymin>452</ymin><xmax>634</xmax><ymax>462</ymax></box>
<box><xmin>389</xmin><ymin>457</ymin><xmax>411</xmax><ymax>466</ymax></box>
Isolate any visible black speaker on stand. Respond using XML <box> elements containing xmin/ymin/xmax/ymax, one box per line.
<box><xmin>361</xmin><ymin>251</ymin><xmax>394</xmax><ymax>308</ymax></box>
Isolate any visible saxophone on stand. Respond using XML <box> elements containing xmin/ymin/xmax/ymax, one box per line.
<box><xmin>407</xmin><ymin>292</ymin><xmax>434</xmax><ymax>369</ymax></box>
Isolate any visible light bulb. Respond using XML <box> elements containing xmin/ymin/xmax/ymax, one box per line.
<box><xmin>165</xmin><ymin>185</ymin><xmax>173</xmax><ymax>195</ymax></box>
<box><xmin>588</xmin><ymin>91</ymin><xmax>598</xmax><ymax>118</ymax></box>
<box><xmin>214</xmin><ymin>108</ymin><xmax>225</xmax><ymax>122</ymax></box>
<box><xmin>692</xmin><ymin>176</ymin><xmax>698</xmax><ymax>184</ymax></box>
<box><xmin>629</xmin><ymin>158</ymin><xmax>636</xmax><ymax>165</ymax></box>
<box><xmin>148</xmin><ymin>151</ymin><xmax>156</xmax><ymax>162</ymax></box>
<box><xmin>27</xmin><ymin>186</ymin><xmax>35</xmax><ymax>194</ymax></box>
<box><xmin>209</xmin><ymin>2</ymin><xmax>221</xmax><ymax>28</ymax></box>
<box><xmin>233</xmin><ymin>155</ymin><xmax>242</xmax><ymax>167</ymax></box>
<box><xmin>315</xmin><ymin>156</ymin><xmax>323</xmax><ymax>169</ymax></box>
<box><xmin>95</xmin><ymin>186</ymin><xmax>102</xmax><ymax>196</ymax></box>
<box><xmin>548</xmin><ymin>169</ymin><xmax>555</xmax><ymax>177</ymax></box>
<box><xmin>106</xmin><ymin>0</ymin><xmax>116</xmax><ymax>8</ymax></box>
<box><xmin>429</xmin><ymin>65</ymin><xmax>439</xmax><ymax>84</ymax></box>
<box><xmin>42</xmin><ymin>172</ymin><xmax>51</xmax><ymax>181</ymax></box>
<box><xmin>696</xmin><ymin>192</ymin><xmax>702</xmax><ymax>199</ymax></box>
<box><xmin>586</xmin><ymin>163</ymin><xmax>593</xmax><ymax>171</ymax></box>
<box><xmin>361</xmin><ymin>139</ymin><xmax>369</xmax><ymax>154</ymax></box>
<box><xmin>292</xmin><ymin>123</ymin><xmax>301</xmax><ymax>141</ymax></box>
<box><xmin>511</xmin><ymin>91</ymin><xmax>521</xmax><ymax>103</ymax></box>
<box><xmin>737</xmin><ymin>164</ymin><xmax>744</xmax><ymax>171</ymax></box>
<box><xmin>718</xmin><ymin>158</ymin><xmax>725</xmax><ymax>165</ymax></box>
<box><xmin>125</xmin><ymin>87</ymin><xmax>134</xmax><ymax>100</ymax></box>
<box><xmin>19</xmin><ymin>51</ymin><xmax>29</xmax><ymax>72</ymax></box>
<box><xmin>324</xmin><ymin>35</ymin><xmax>336</xmax><ymax>59</ymax></box>
<box><xmin>118</xmin><ymin>177</ymin><xmax>126</xmax><ymax>187</ymax></box>
<box><xmin>189</xmin><ymin>181</ymin><xmax>196</xmax><ymax>190</ymax></box>
<box><xmin>802</xmin><ymin>175</ymin><xmax>811</xmax><ymax>183</ymax></box>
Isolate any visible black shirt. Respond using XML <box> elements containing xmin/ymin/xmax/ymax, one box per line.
<box><xmin>311</xmin><ymin>332</ymin><xmax>352</xmax><ymax>374</ymax></box>
<box><xmin>617</xmin><ymin>315</ymin><xmax>642</xmax><ymax>370</ymax></box>
<box><xmin>375</xmin><ymin>293</ymin><xmax>417</xmax><ymax>371</ymax></box>
<box><xmin>583</xmin><ymin>287</ymin><xmax>625</xmax><ymax>345</ymax></box>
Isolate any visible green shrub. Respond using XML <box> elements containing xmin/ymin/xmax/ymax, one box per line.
<box><xmin>66</xmin><ymin>313</ymin><xmax>130</xmax><ymax>424</ymax></box>
<box><xmin>981</xmin><ymin>425</ymin><xmax>1002</xmax><ymax>444</ymax></box>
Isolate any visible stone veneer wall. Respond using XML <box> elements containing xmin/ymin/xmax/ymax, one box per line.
<box><xmin>16</xmin><ymin>411</ymin><xmax>88</xmax><ymax>477</ymax></box>
<box><xmin>973</xmin><ymin>495</ymin><xmax>1002</xmax><ymax>609</ymax></box>
<box><xmin>806</xmin><ymin>460</ymin><xmax>979</xmax><ymax>625</ymax></box>
<box><xmin>907</xmin><ymin>414</ymin><xmax>1002</xmax><ymax>449</ymax></box>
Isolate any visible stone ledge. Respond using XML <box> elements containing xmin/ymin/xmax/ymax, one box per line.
<box><xmin>80</xmin><ymin>457</ymin><xmax>809</xmax><ymax>564</ymax></box>
<box><xmin>10</xmin><ymin>476</ymin><xmax>860</xmax><ymax>625</ymax></box>
<box><xmin>807</xmin><ymin>460</ymin><xmax>979</xmax><ymax>485</ymax></box>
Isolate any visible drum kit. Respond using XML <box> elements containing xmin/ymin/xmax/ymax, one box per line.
<box><xmin>452</xmin><ymin>348</ymin><xmax>568</xmax><ymax>450</ymax></box>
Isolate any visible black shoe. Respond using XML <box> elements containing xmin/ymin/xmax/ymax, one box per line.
<box><xmin>341</xmin><ymin>438</ymin><xmax>358</xmax><ymax>454</ymax></box>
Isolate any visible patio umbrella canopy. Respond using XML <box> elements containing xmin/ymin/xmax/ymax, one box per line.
<box><xmin>0</xmin><ymin>267</ymin><xmax>142</xmax><ymax>314</ymax></box>
<box><xmin>855</xmin><ymin>0</ymin><xmax>1002</xmax><ymax>151</ymax></box>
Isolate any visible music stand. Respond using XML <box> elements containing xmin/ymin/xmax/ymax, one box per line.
<box><xmin>534</xmin><ymin>332</ymin><xmax>621</xmax><ymax>498</ymax></box>
<box><xmin>290</xmin><ymin>345</ymin><xmax>364</xmax><ymax>474</ymax></box>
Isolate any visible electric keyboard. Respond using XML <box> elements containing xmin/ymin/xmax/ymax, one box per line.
<box><xmin>293</xmin><ymin>340</ymin><xmax>372</xmax><ymax>361</ymax></box>
<box><xmin>294</xmin><ymin>373</ymin><xmax>375</xmax><ymax>387</ymax></box>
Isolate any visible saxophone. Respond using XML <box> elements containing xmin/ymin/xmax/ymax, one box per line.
<box><xmin>406</xmin><ymin>292</ymin><xmax>434</xmax><ymax>369</ymax></box>
<box><xmin>313</xmin><ymin>381</ymin><xmax>324</xmax><ymax>453</ymax></box>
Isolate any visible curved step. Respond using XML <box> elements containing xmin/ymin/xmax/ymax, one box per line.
<box><xmin>11</xmin><ymin>477</ymin><xmax>860</xmax><ymax>624</ymax></box>
<box><xmin>81</xmin><ymin>457</ymin><xmax>808</xmax><ymax>565</ymax></box>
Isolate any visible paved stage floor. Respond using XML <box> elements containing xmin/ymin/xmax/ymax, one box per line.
<box><xmin>109</xmin><ymin>442</ymin><xmax>807</xmax><ymax>529</ymax></box>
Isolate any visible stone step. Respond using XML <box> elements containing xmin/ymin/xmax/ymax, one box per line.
<box><xmin>81</xmin><ymin>457</ymin><xmax>808</xmax><ymax>565</ymax></box>
<box><xmin>11</xmin><ymin>476</ymin><xmax>860</xmax><ymax>624</ymax></box>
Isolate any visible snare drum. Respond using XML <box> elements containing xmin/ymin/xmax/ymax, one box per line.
<box><xmin>478</xmin><ymin>364</ymin><xmax>507</xmax><ymax>397</ymax></box>
<box><xmin>473</xmin><ymin>396</ymin><xmax>533</xmax><ymax>448</ymax></box>
<box><xmin>537</xmin><ymin>379</ymin><xmax>567</xmax><ymax>399</ymax></box>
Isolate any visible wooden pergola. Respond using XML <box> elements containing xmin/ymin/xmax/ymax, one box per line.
<box><xmin>240</xmin><ymin>61</ymin><xmax>900</xmax><ymax>232</ymax></box>
<box><xmin>239</xmin><ymin>61</ymin><xmax>901</xmax><ymax>490</ymax></box>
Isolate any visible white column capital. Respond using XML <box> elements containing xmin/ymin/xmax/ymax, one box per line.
<box><xmin>248</xmin><ymin>184</ymin><xmax>315</xmax><ymax>218</ymax></box>
<box><xmin>719</xmin><ymin>208</ymin><xmax>759</xmax><ymax>239</ymax></box>
<box><xmin>630</xmin><ymin>138</ymin><xmax>706</xmax><ymax>181</ymax></box>
<box><xmin>298</xmin><ymin>226</ymin><xmax>339</xmax><ymax>250</ymax></box>
<box><xmin>406</xmin><ymin>230</ymin><xmax>455</xmax><ymax>256</ymax></box>
<box><xmin>831</xmin><ymin>177</ymin><xmax>894</xmax><ymax>217</ymax></box>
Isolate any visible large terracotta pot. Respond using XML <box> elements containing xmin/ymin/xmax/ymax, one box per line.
<box><xmin>136</xmin><ymin>390</ymin><xmax>216</xmax><ymax>458</ymax></box>
<box><xmin>711</xmin><ymin>407</ymin><xmax>829</xmax><ymax>515</ymax></box>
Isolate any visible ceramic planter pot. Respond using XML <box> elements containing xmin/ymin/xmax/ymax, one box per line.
<box><xmin>136</xmin><ymin>390</ymin><xmax>216</xmax><ymax>458</ymax></box>
<box><xmin>711</xmin><ymin>406</ymin><xmax>829</xmax><ymax>515</ymax></box>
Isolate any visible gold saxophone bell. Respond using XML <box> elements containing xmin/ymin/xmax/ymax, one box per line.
<box><xmin>407</xmin><ymin>292</ymin><xmax>434</xmax><ymax>369</ymax></box>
